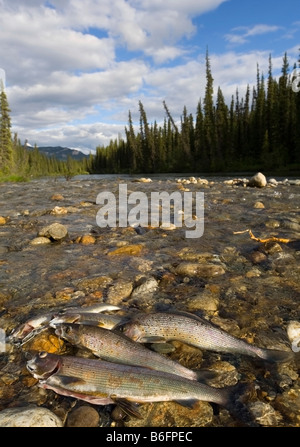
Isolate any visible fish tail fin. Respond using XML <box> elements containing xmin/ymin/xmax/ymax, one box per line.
<box><xmin>257</xmin><ymin>348</ymin><xmax>294</xmax><ymax>363</ymax></box>
<box><xmin>222</xmin><ymin>382</ymin><xmax>258</xmax><ymax>427</ymax></box>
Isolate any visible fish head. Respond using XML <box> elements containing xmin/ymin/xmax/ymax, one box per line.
<box><xmin>8</xmin><ymin>323</ymin><xmax>33</xmax><ymax>342</ymax></box>
<box><xmin>50</xmin><ymin>313</ymin><xmax>80</xmax><ymax>328</ymax></box>
<box><xmin>26</xmin><ymin>351</ymin><xmax>61</xmax><ymax>379</ymax></box>
<box><xmin>54</xmin><ymin>323</ymin><xmax>81</xmax><ymax>344</ymax></box>
<box><xmin>121</xmin><ymin>321</ymin><xmax>145</xmax><ymax>342</ymax></box>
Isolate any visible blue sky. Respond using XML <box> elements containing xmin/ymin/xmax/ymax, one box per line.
<box><xmin>0</xmin><ymin>0</ymin><xmax>299</xmax><ymax>153</ymax></box>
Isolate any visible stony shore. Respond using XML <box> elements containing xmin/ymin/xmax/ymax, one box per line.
<box><xmin>0</xmin><ymin>172</ymin><xmax>299</xmax><ymax>427</ymax></box>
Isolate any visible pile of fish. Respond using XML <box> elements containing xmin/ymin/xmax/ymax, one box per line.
<box><xmin>7</xmin><ymin>304</ymin><xmax>296</xmax><ymax>426</ymax></box>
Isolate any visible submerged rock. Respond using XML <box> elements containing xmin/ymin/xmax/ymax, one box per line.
<box><xmin>66</xmin><ymin>405</ymin><xmax>100</xmax><ymax>427</ymax></box>
<box><xmin>175</xmin><ymin>262</ymin><xmax>225</xmax><ymax>278</ymax></box>
<box><xmin>38</xmin><ymin>222</ymin><xmax>68</xmax><ymax>241</ymax></box>
<box><xmin>0</xmin><ymin>405</ymin><xmax>63</xmax><ymax>427</ymax></box>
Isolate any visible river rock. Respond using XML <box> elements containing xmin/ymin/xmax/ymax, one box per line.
<box><xmin>78</xmin><ymin>235</ymin><xmax>96</xmax><ymax>245</ymax></box>
<box><xmin>50</xmin><ymin>206</ymin><xmax>68</xmax><ymax>215</ymax></box>
<box><xmin>30</xmin><ymin>236</ymin><xmax>52</xmax><ymax>245</ymax></box>
<box><xmin>107</xmin><ymin>279</ymin><xmax>133</xmax><ymax>304</ymax></box>
<box><xmin>50</xmin><ymin>194</ymin><xmax>64</xmax><ymax>201</ymax></box>
<box><xmin>0</xmin><ymin>405</ymin><xmax>63</xmax><ymax>427</ymax></box>
<box><xmin>248</xmin><ymin>172</ymin><xmax>267</xmax><ymax>188</ymax></box>
<box><xmin>125</xmin><ymin>400</ymin><xmax>213</xmax><ymax>427</ymax></box>
<box><xmin>175</xmin><ymin>262</ymin><xmax>225</xmax><ymax>278</ymax></box>
<box><xmin>248</xmin><ymin>401</ymin><xmax>282</xmax><ymax>426</ymax></box>
<box><xmin>131</xmin><ymin>277</ymin><xmax>159</xmax><ymax>298</ymax></box>
<box><xmin>0</xmin><ymin>216</ymin><xmax>7</xmax><ymax>225</ymax></box>
<box><xmin>66</xmin><ymin>406</ymin><xmax>100</xmax><ymax>427</ymax></box>
<box><xmin>108</xmin><ymin>244</ymin><xmax>144</xmax><ymax>256</ymax></box>
<box><xmin>253</xmin><ymin>201</ymin><xmax>265</xmax><ymax>209</ymax></box>
<box><xmin>38</xmin><ymin>222</ymin><xmax>68</xmax><ymax>240</ymax></box>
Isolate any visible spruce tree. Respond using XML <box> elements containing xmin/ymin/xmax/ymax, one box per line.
<box><xmin>0</xmin><ymin>82</ymin><xmax>13</xmax><ymax>174</ymax></box>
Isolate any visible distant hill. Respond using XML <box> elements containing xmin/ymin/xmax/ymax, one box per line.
<box><xmin>26</xmin><ymin>145</ymin><xmax>89</xmax><ymax>161</ymax></box>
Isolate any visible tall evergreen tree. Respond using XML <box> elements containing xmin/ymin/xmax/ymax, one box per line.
<box><xmin>0</xmin><ymin>83</ymin><xmax>13</xmax><ymax>174</ymax></box>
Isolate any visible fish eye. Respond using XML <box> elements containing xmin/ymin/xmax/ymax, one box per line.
<box><xmin>39</xmin><ymin>351</ymin><xmax>48</xmax><ymax>358</ymax></box>
<box><xmin>65</xmin><ymin>326</ymin><xmax>72</xmax><ymax>334</ymax></box>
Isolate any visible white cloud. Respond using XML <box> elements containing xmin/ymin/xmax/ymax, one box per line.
<box><xmin>225</xmin><ymin>24</ymin><xmax>283</xmax><ymax>46</ymax></box>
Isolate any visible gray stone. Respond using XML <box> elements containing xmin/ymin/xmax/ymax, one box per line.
<box><xmin>248</xmin><ymin>172</ymin><xmax>267</xmax><ymax>188</ymax></box>
<box><xmin>0</xmin><ymin>405</ymin><xmax>63</xmax><ymax>427</ymax></box>
<box><xmin>38</xmin><ymin>222</ymin><xmax>68</xmax><ymax>240</ymax></box>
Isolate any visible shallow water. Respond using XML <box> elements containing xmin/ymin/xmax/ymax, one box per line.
<box><xmin>0</xmin><ymin>174</ymin><xmax>299</xmax><ymax>427</ymax></box>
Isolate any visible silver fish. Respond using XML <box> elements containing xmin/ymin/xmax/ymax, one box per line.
<box><xmin>26</xmin><ymin>351</ymin><xmax>254</xmax><ymax>424</ymax></box>
<box><xmin>54</xmin><ymin>323</ymin><xmax>212</xmax><ymax>382</ymax></box>
<box><xmin>50</xmin><ymin>312</ymin><xmax>125</xmax><ymax>330</ymax></box>
<box><xmin>122</xmin><ymin>311</ymin><xmax>294</xmax><ymax>363</ymax></box>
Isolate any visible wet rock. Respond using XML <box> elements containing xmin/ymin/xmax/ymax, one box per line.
<box><xmin>253</xmin><ymin>201</ymin><xmax>265</xmax><ymax>209</ymax></box>
<box><xmin>175</xmin><ymin>262</ymin><xmax>225</xmax><ymax>278</ymax></box>
<box><xmin>30</xmin><ymin>236</ymin><xmax>52</xmax><ymax>246</ymax></box>
<box><xmin>131</xmin><ymin>277</ymin><xmax>159</xmax><ymax>298</ymax></box>
<box><xmin>78</xmin><ymin>235</ymin><xmax>96</xmax><ymax>245</ymax></box>
<box><xmin>125</xmin><ymin>400</ymin><xmax>214</xmax><ymax>427</ymax></box>
<box><xmin>265</xmin><ymin>219</ymin><xmax>281</xmax><ymax>228</ymax></box>
<box><xmin>268</xmin><ymin>178</ymin><xmax>278</xmax><ymax>186</ymax></box>
<box><xmin>287</xmin><ymin>321</ymin><xmax>300</xmax><ymax>353</ymax></box>
<box><xmin>132</xmin><ymin>178</ymin><xmax>152</xmax><ymax>183</ymax></box>
<box><xmin>24</xmin><ymin>331</ymin><xmax>65</xmax><ymax>354</ymax></box>
<box><xmin>108</xmin><ymin>244</ymin><xmax>144</xmax><ymax>256</ymax></box>
<box><xmin>66</xmin><ymin>405</ymin><xmax>100</xmax><ymax>427</ymax></box>
<box><xmin>50</xmin><ymin>194</ymin><xmax>64</xmax><ymax>201</ymax></box>
<box><xmin>248</xmin><ymin>401</ymin><xmax>283</xmax><ymax>426</ymax></box>
<box><xmin>249</xmin><ymin>250</ymin><xmax>267</xmax><ymax>264</ymax></box>
<box><xmin>248</xmin><ymin>172</ymin><xmax>267</xmax><ymax>188</ymax></box>
<box><xmin>75</xmin><ymin>275</ymin><xmax>113</xmax><ymax>292</ymax></box>
<box><xmin>0</xmin><ymin>217</ymin><xmax>7</xmax><ymax>225</ymax></box>
<box><xmin>107</xmin><ymin>279</ymin><xmax>133</xmax><ymax>304</ymax></box>
<box><xmin>274</xmin><ymin>387</ymin><xmax>300</xmax><ymax>426</ymax></box>
<box><xmin>185</xmin><ymin>291</ymin><xmax>219</xmax><ymax>312</ymax></box>
<box><xmin>50</xmin><ymin>206</ymin><xmax>68</xmax><ymax>215</ymax></box>
<box><xmin>0</xmin><ymin>405</ymin><xmax>63</xmax><ymax>427</ymax></box>
<box><xmin>38</xmin><ymin>222</ymin><xmax>68</xmax><ymax>241</ymax></box>
<box><xmin>263</xmin><ymin>241</ymin><xmax>282</xmax><ymax>254</ymax></box>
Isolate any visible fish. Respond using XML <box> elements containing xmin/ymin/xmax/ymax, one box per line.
<box><xmin>59</xmin><ymin>304</ymin><xmax>121</xmax><ymax>314</ymax></box>
<box><xmin>50</xmin><ymin>312</ymin><xmax>125</xmax><ymax>330</ymax></box>
<box><xmin>7</xmin><ymin>313</ymin><xmax>54</xmax><ymax>345</ymax></box>
<box><xmin>54</xmin><ymin>323</ymin><xmax>213</xmax><ymax>382</ymax></box>
<box><xmin>122</xmin><ymin>311</ymin><xmax>294</xmax><ymax>363</ymax></box>
<box><xmin>8</xmin><ymin>304</ymin><xmax>122</xmax><ymax>344</ymax></box>
<box><xmin>26</xmin><ymin>351</ymin><xmax>255</xmax><ymax>425</ymax></box>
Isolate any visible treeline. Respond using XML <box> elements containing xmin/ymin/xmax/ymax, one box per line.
<box><xmin>88</xmin><ymin>50</ymin><xmax>300</xmax><ymax>174</ymax></box>
<box><xmin>0</xmin><ymin>85</ymin><xmax>86</xmax><ymax>180</ymax></box>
